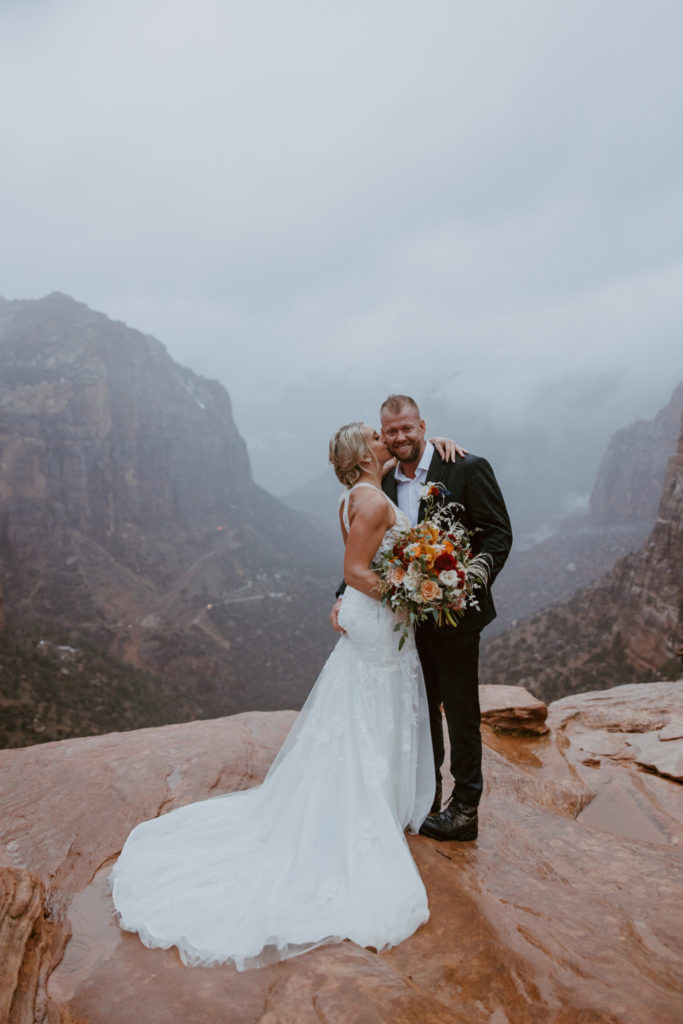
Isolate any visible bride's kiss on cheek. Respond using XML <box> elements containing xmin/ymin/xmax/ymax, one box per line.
<box><xmin>109</xmin><ymin>395</ymin><xmax>512</xmax><ymax>969</ymax></box>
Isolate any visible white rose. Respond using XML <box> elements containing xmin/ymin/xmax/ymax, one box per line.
<box><xmin>404</xmin><ymin>564</ymin><xmax>422</xmax><ymax>591</ymax></box>
<box><xmin>438</xmin><ymin>570</ymin><xmax>462</xmax><ymax>587</ymax></box>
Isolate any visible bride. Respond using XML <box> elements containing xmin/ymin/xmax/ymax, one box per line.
<box><xmin>109</xmin><ymin>422</ymin><xmax>450</xmax><ymax>970</ymax></box>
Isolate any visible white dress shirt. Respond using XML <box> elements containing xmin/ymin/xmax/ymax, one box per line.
<box><xmin>395</xmin><ymin>441</ymin><xmax>434</xmax><ymax>525</ymax></box>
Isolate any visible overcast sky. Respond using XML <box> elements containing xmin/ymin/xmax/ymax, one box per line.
<box><xmin>2</xmin><ymin>0</ymin><xmax>682</xmax><ymax>506</ymax></box>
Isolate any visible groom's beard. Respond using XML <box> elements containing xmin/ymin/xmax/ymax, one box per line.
<box><xmin>386</xmin><ymin>439</ymin><xmax>422</xmax><ymax>465</ymax></box>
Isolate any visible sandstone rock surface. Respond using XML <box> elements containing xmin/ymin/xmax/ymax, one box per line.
<box><xmin>550</xmin><ymin>682</ymin><xmax>683</xmax><ymax>783</ymax></box>
<box><xmin>479</xmin><ymin>683</ymin><xmax>548</xmax><ymax>734</ymax></box>
<box><xmin>0</xmin><ymin>866</ymin><xmax>67</xmax><ymax>1024</ymax></box>
<box><xmin>1</xmin><ymin>686</ymin><xmax>681</xmax><ymax>1024</ymax></box>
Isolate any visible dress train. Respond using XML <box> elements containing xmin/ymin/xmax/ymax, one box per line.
<box><xmin>110</xmin><ymin>496</ymin><xmax>434</xmax><ymax>969</ymax></box>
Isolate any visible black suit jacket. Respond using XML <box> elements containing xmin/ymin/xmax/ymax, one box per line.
<box><xmin>382</xmin><ymin>450</ymin><xmax>512</xmax><ymax>634</ymax></box>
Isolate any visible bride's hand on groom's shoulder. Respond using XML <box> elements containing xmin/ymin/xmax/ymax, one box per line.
<box><xmin>430</xmin><ymin>437</ymin><xmax>468</xmax><ymax>462</ymax></box>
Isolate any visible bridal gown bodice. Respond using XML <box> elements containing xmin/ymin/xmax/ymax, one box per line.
<box><xmin>109</xmin><ymin>484</ymin><xmax>434</xmax><ymax>970</ymax></box>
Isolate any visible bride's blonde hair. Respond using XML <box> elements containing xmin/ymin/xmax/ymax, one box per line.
<box><xmin>329</xmin><ymin>422</ymin><xmax>372</xmax><ymax>487</ymax></box>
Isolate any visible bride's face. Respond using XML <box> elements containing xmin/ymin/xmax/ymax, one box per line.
<box><xmin>363</xmin><ymin>425</ymin><xmax>390</xmax><ymax>465</ymax></box>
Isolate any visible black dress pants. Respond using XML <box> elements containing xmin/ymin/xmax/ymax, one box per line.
<box><xmin>415</xmin><ymin>624</ymin><xmax>482</xmax><ymax>808</ymax></box>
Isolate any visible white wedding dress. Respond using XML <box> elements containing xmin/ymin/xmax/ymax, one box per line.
<box><xmin>109</xmin><ymin>484</ymin><xmax>434</xmax><ymax>970</ymax></box>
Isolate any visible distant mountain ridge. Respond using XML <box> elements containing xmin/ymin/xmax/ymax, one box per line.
<box><xmin>0</xmin><ymin>293</ymin><xmax>338</xmax><ymax>747</ymax></box>
<box><xmin>589</xmin><ymin>380</ymin><xmax>683</xmax><ymax>523</ymax></box>
<box><xmin>481</xmin><ymin>405</ymin><xmax>683</xmax><ymax>701</ymax></box>
<box><xmin>486</xmin><ymin>380</ymin><xmax>683</xmax><ymax>637</ymax></box>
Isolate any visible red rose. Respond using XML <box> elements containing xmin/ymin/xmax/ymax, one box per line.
<box><xmin>434</xmin><ymin>551</ymin><xmax>458</xmax><ymax>572</ymax></box>
<box><xmin>393</xmin><ymin>543</ymin><xmax>408</xmax><ymax>566</ymax></box>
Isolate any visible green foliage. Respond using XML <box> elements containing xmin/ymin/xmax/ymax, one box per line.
<box><xmin>0</xmin><ymin>624</ymin><xmax>183</xmax><ymax>749</ymax></box>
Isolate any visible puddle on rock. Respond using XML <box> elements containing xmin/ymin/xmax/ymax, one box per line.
<box><xmin>577</xmin><ymin>778</ymin><xmax>669</xmax><ymax>845</ymax></box>
<box><xmin>48</xmin><ymin>860</ymin><xmax>122</xmax><ymax>1003</ymax></box>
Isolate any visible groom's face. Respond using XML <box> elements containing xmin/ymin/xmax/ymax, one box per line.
<box><xmin>380</xmin><ymin>404</ymin><xmax>426</xmax><ymax>466</ymax></box>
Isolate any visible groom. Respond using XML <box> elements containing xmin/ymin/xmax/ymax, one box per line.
<box><xmin>334</xmin><ymin>394</ymin><xmax>512</xmax><ymax>841</ymax></box>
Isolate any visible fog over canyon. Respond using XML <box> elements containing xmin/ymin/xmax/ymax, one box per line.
<box><xmin>0</xmin><ymin>292</ymin><xmax>680</xmax><ymax>749</ymax></box>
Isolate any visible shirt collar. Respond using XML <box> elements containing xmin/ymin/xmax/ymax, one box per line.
<box><xmin>395</xmin><ymin>441</ymin><xmax>434</xmax><ymax>483</ymax></box>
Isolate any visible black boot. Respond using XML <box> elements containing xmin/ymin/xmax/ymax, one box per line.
<box><xmin>430</xmin><ymin>778</ymin><xmax>442</xmax><ymax>816</ymax></box>
<box><xmin>419</xmin><ymin>796</ymin><xmax>478</xmax><ymax>842</ymax></box>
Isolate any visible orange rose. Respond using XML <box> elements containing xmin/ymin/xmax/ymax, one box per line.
<box><xmin>422</xmin><ymin>547</ymin><xmax>437</xmax><ymax>570</ymax></box>
<box><xmin>420</xmin><ymin>579</ymin><xmax>442</xmax><ymax>602</ymax></box>
<box><xmin>388</xmin><ymin>565</ymin><xmax>406</xmax><ymax>585</ymax></box>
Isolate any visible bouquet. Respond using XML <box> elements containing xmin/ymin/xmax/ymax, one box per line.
<box><xmin>374</xmin><ymin>482</ymin><xmax>491</xmax><ymax>649</ymax></box>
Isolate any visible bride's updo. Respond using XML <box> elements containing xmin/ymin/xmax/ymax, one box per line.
<box><xmin>329</xmin><ymin>422</ymin><xmax>371</xmax><ymax>488</ymax></box>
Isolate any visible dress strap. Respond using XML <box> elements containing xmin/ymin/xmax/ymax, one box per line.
<box><xmin>338</xmin><ymin>482</ymin><xmax>394</xmax><ymax>532</ymax></box>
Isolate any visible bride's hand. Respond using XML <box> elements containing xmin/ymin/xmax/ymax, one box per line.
<box><xmin>429</xmin><ymin>436</ymin><xmax>468</xmax><ymax>462</ymax></box>
<box><xmin>330</xmin><ymin>598</ymin><xmax>346</xmax><ymax>633</ymax></box>
<box><xmin>381</xmin><ymin>456</ymin><xmax>397</xmax><ymax>478</ymax></box>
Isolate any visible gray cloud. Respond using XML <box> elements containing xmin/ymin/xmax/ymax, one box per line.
<box><xmin>1</xmin><ymin>0</ymin><xmax>682</xmax><ymax>513</ymax></box>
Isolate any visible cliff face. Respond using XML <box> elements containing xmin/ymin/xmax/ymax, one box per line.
<box><xmin>0</xmin><ymin>292</ymin><xmax>251</xmax><ymax>547</ymax></box>
<box><xmin>0</xmin><ymin>684</ymin><xmax>681</xmax><ymax>1024</ymax></box>
<box><xmin>0</xmin><ymin>294</ymin><xmax>338</xmax><ymax>747</ymax></box>
<box><xmin>589</xmin><ymin>379</ymin><xmax>683</xmax><ymax>523</ymax></box>
<box><xmin>481</xmin><ymin>411</ymin><xmax>683</xmax><ymax>701</ymax></box>
<box><xmin>612</xmin><ymin>406</ymin><xmax>683</xmax><ymax>672</ymax></box>
<box><xmin>487</xmin><ymin>381</ymin><xmax>683</xmax><ymax>636</ymax></box>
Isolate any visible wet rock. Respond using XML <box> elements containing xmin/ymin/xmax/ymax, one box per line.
<box><xmin>631</xmin><ymin>732</ymin><xmax>683</xmax><ymax>782</ymax></box>
<box><xmin>547</xmin><ymin>682</ymin><xmax>683</xmax><ymax>845</ymax></box>
<box><xmin>0</xmin><ymin>710</ymin><xmax>296</xmax><ymax>911</ymax></box>
<box><xmin>549</xmin><ymin>684</ymin><xmax>683</xmax><ymax>779</ymax></box>
<box><xmin>1</xmin><ymin>690</ymin><xmax>682</xmax><ymax>1024</ymax></box>
<box><xmin>549</xmin><ymin>681</ymin><xmax>681</xmax><ymax>737</ymax></box>
<box><xmin>479</xmin><ymin>684</ymin><xmax>549</xmax><ymax>734</ymax></box>
<box><xmin>659</xmin><ymin>721</ymin><xmax>683</xmax><ymax>741</ymax></box>
<box><xmin>0</xmin><ymin>867</ymin><xmax>67</xmax><ymax>1024</ymax></box>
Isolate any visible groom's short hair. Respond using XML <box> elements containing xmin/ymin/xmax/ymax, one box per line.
<box><xmin>380</xmin><ymin>394</ymin><xmax>421</xmax><ymax>418</ymax></box>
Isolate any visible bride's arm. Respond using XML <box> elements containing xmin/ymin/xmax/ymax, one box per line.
<box><xmin>381</xmin><ymin>438</ymin><xmax>466</xmax><ymax>476</ymax></box>
<box><xmin>429</xmin><ymin>436</ymin><xmax>468</xmax><ymax>461</ymax></box>
<box><xmin>343</xmin><ymin>493</ymin><xmax>393</xmax><ymax>601</ymax></box>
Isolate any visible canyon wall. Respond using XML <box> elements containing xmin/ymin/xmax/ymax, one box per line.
<box><xmin>0</xmin><ymin>294</ymin><xmax>338</xmax><ymax>747</ymax></box>
<box><xmin>488</xmin><ymin>380</ymin><xmax>683</xmax><ymax>635</ymax></box>
<box><xmin>481</xmin><ymin>409</ymin><xmax>683</xmax><ymax>701</ymax></box>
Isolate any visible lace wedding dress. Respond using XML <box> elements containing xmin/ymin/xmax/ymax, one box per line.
<box><xmin>109</xmin><ymin>484</ymin><xmax>434</xmax><ymax>970</ymax></box>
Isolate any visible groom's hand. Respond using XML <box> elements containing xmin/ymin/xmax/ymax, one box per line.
<box><xmin>330</xmin><ymin>598</ymin><xmax>345</xmax><ymax>633</ymax></box>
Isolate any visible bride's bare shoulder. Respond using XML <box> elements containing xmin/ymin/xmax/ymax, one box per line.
<box><xmin>347</xmin><ymin>487</ymin><xmax>392</xmax><ymax>527</ymax></box>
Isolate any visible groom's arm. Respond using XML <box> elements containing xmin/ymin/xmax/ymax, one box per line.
<box><xmin>463</xmin><ymin>456</ymin><xmax>512</xmax><ymax>583</ymax></box>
